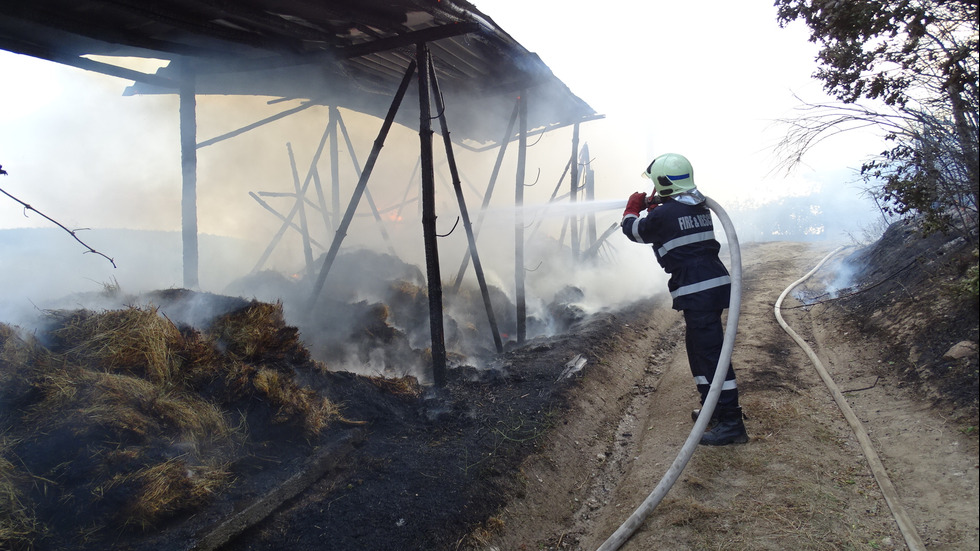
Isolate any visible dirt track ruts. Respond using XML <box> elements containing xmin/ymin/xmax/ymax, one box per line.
<box><xmin>484</xmin><ymin>241</ymin><xmax>979</xmax><ymax>551</ymax></box>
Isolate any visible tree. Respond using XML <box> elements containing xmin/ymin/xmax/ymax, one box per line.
<box><xmin>774</xmin><ymin>0</ymin><xmax>978</xmax><ymax>240</ymax></box>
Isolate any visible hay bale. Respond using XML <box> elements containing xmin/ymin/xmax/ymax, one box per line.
<box><xmin>0</xmin><ymin>450</ymin><xmax>36</xmax><ymax>551</ymax></box>
<box><xmin>111</xmin><ymin>456</ymin><xmax>230</xmax><ymax>529</ymax></box>
<box><xmin>210</xmin><ymin>301</ymin><xmax>305</xmax><ymax>363</ymax></box>
<box><xmin>1</xmin><ymin>297</ymin><xmax>346</xmax><ymax>545</ymax></box>
<box><xmin>52</xmin><ymin>307</ymin><xmax>182</xmax><ymax>384</ymax></box>
<box><xmin>0</xmin><ymin>323</ymin><xmax>36</xmax><ymax>369</ymax></box>
<box><xmin>220</xmin><ymin>362</ymin><xmax>339</xmax><ymax>436</ymax></box>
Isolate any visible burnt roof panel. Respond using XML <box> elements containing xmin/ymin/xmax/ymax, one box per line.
<box><xmin>0</xmin><ymin>0</ymin><xmax>598</xmax><ymax>144</ymax></box>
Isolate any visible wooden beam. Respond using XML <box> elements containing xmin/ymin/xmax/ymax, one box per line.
<box><xmin>179</xmin><ymin>60</ymin><xmax>199</xmax><ymax>289</ymax></box>
<box><xmin>417</xmin><ymin>42</ymin><xmax>448</xmax><ymax>386</ymax></box>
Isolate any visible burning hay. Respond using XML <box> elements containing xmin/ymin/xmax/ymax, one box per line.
<box><xmin>209</xmin><ymin>301</ymin><xmax>304</xmax><ymax>362</ymax></box>
<box><xmin>50</xmin><ymin>306</ymin><xmax>183</xmax><ymax>383</ymax></box>
<box><xmin>0</xmin><ymin>297</ymin><xmax>349</xmax><ymax>549</ymax></box>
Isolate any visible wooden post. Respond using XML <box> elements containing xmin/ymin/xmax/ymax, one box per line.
<box><xmin>311</xmin><ymin>167</ymin><xmax>334</xmax><ymax>235</ymax></box>
<box><xmin>569</xmin><ymin>122</ymin><xmax>580</xmax><ymax>263</ymax></box>
<box><xmin>526</xmin><ymin>158</ymin><xmax>571</xmax><ymax>242</ymax></box>
<box><xmin>287</xmin><ymin>143</ymin><xmax>315</xmax><ymax>280</ymax></box>
<box><xmin>329</xmin><ymin>106</ymin><xmax>340</xmax><ymax>227</ymax></box>
<box><xmin>417</xmin><ymin>42</ymin><xmax>448</xmax><ymax>386</ymax></box>
<box><xmin>582</xmin><ymin>141</ymin><xmax>597</xmax><ymax>250</ymax></box>
<box><xmin>428</xmin><ymin>57</ymin><xmax>503</xmax><ymax>354</ymax></box>
<box><xmin>179</xmin><ymin>59</ymin><xmax>199</xmax><ymax>289</ymax></box>
<box><xmin>336</xmin><ymin>114</ymin><xmax>398</xmax><ymax>256</ymax></box>
<box><xmin>307</xmin><ymin>59</ymin><xmax>417</xmax><ymax>305</ymax></box>
<box><xmin>450</xmin><ymin>99</ymin><xmax>520</xmax><ymax>293</ymax></box>
<box><xmin>252</xmin><ymin>119</ymin><xmax>335</xmax><ymax>273</ymax></box>
<box><xmin>515</xmin><ymin>91</ymin><xmax>528</xmax><ymax>345</ymax></box>
<box><xmin>248</xmin><ymin>192</ymin><xmax>326</xmax><ymax>251</ymax></box>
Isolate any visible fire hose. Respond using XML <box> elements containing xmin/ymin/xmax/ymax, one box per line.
<box><xmin>774</xmin><ymin>247</ymin><xmax>926</xmax><ymax>551</ymax></box>
<box><xmin>595</xmin><ymin>196</ymin><xmax>742</xmax><ymax>551</ymax></box>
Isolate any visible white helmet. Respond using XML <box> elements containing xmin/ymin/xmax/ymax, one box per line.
<box><xmin>642</xmin><ymin>153</ymin><xmax>696</xmax><ymax>197</ymax></box>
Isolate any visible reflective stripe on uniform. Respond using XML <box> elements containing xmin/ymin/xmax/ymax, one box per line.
<box><xmin>670</xmin><ymin>275</ymin><xmax>731</xmax><ymax>298</ymax></box>
<box><xmin>694</xmin><ymin>376</ymin><xmax>737</xmax><ymax>390</ymax></box>
<box><xmin>622</xmin><ymin>214</ymin><xmax>645</xmax><ymax>243</ymax></box>
<box><xmin>656</xmin><ymin>230</ymin><xmax>715</xmax><ymax>257</ymax></box>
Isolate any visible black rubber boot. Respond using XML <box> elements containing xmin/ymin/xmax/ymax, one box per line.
<box><xmin>691</xmin><ymin>408</ymin><xmax>718</xmax><ymax>429</ymax></box>
<box><xmin>699</xmin><ymin>407</ymin><xmax>748</xmax><ymax>446</ymax></box>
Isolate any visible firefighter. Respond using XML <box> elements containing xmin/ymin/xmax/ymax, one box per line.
<box><xmin>621</xmin><ymin>153</ymin><xmax>748</xmax><ymax>446</ymax></box>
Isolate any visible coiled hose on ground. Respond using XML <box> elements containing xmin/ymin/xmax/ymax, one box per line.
<box><xmin>774</xmin><ymin>247</ymin><xmax>926</xmax><ymax>551</ymax></box>
<box><xmin>595</xmin><ymin>196</ymin><xmax>742</xmax><ymax>551</ymax></box>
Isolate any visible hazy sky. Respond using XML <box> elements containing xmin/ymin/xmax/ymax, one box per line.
<box><xmin>0</xmin><ymin>1</ymin><xmax>882</xmax><ymax>230</ymax></box>
<box><xmin>473</xmin><ymin>0</ymin><xmax>883</xmax><ymax>202</ymax></box>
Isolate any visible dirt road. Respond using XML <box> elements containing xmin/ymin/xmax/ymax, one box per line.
<box><xmin>483</xmin><ymin>241</ymin><xmax>979</xmax><ymax>551</ymax></box>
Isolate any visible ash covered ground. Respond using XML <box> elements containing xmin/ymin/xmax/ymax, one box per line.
<box><xmin>0</xmin><ymin>248</ymin><xmax>624</xmax><ymax>551</ymax></box>
<box><xmin>1</xmin><ymin>221</ymin><xmax>976</xmax><ymax>551</ymax></box>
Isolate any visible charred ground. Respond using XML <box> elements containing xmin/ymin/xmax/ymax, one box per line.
<box><xmin>0</xmin><ymin>218</ymin><xmax>977</xmax><ymax>551</ymax></box>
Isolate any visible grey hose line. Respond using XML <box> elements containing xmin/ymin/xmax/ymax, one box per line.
<box><xmin>596</xmin><ymin>196</ymin><xmax>742</xmax><ymax>551</ymax></box>
<box><xmin>774</xmin><ymin>247</ymin><xmax>926</xmax><ymax>551</ymax></box>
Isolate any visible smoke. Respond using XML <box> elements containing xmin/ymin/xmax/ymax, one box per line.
<box><xmin>824</xmin><ymin>261</ymin><xmax>859</xmax><ymax>299</ymax></box>
<box><xmin>0</xmin><ymin>54</ymin><xmax>658</xmax><ymax>378</ymax></box>
<box><xmin>2</xmin><ymin>48</ymin><xmax>888</xmax><ymax>380</ymax></box>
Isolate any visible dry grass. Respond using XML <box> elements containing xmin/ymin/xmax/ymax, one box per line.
<box><xmin>52</xmin><ymin>307</ymin><xmax>182</xmax><ymax>384</ymax></box>
<box><xmin>459</xmin><ymin>515</ymin><xmax>505</xmax><ymax>548</ymax></box>
<box><xmin>0</xmin><ymin>324</ymin><xmax>36</xmax><ymax>369</ymax></box>
<box><xmin>251</xmin><ymin>365</ymin><xmax>340</xmax><ymax>434</ymax></box>
<box><xmin>210</xmin><ymin>301</ymin><xmax>299</xmax><ymax>361</ymax></box>
<box><xmin>0</xmin><ymin>300</ymin><xmax>351</xmax><ymax>548</ymax></box>
<box><xmin>658</xmin><ymin>495</ymin><xmax>723</xmax><ymax>527</ymax></box>
<box><xmin>367</xmin><ymin>375</ymin><xmax>423</xmax><ymax>397</ymax></box>
<box><xmin>111</xmin><ymin>456</ymin><xmax>231</xmax><ymax>529</ymax></box>
<box><xmin>0</xmin><ymin>442</ymin><xmax>37</xmax><ymax>551</ymax></box>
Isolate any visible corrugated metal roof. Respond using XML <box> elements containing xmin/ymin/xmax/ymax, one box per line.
<box><xmin>0</xmin><ymin>0</ymin><xmax>599</xmax><ymax>144</ymax></box>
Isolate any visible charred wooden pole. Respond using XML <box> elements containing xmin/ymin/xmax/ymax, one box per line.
<box><xmin>329</xmin><ymin>106</ymin><xmax>341</xmax><ymax>229</ymax></box>
<box><xmin>583</xmin><ymin>222</ymin><xmax>620</xmax><ymax>260</ymax></box>
<box><xmin>287</xmin><ymin>143</ymin><xmax>315</xmax><ymax>280</ymax></box>
<box><xmin>395</xmin><ymin>156</ymin><xmax>421</xmax><ymax>222</ymax></box>
<box><xmin>179</xmin><ymin>59</ymin><xmax>199</xmax><ymax>288</ymax></box>
<box><xmin>255</xmin><ymin>191</ymin><xmax>321</xmax><ymax>209</ymax></box>
<box><xmin>569</xmin><ymin>122</ymin><xmax>581</xmax><ymax>263</ymax></box>
<box><xmin>248</xmin><ymin>192</ymin><xmax>327</xmax><ymax>251</ymax></box>
<box><xmin>311</xmin><ymin>167</ymin><xmax>334</xmax><ymax>235</ymax></box>
<box><xmin>308</xmin><ymin>60</ymin><xmax>417</xmax><ymax>304</ymax></box>
<box><xmin>336</xmin><ymin>114</ymin><xmax>398</xmax><ymax>256</ymax></box>
<box><xmin>252</xmin><ymin>119</ymin><xmax>335</xmax><ymax>273</ymax></box>
<box><xmin>417</xmin><ymin>43</ymin><xmax>448</xmax><ymax>386</ymax></box>
<box><xmin>450</xmin><ymin>99</ymin><xmax>520</xmax><ymax>293</ymax></box>
<box><xmin>197</xmin><ymin>101</ymin><xmax>317</xmax><ymax>149</ymax></box>
<box><xmin>515</xmin><ymin>91</ymin><xmax>528</xmax><ymax>345</ymax></box>
<box><xmin>583</xmin><ymin>142</ymin><xmax>598</xmax><ymax>249</ymax></box>
<box><xmin>428</xmin><ymin>57</ymin><xmax>504</xmax><ymax>354</ymax></box>
<box><xmin>527</xmin><ymin>158</ymin><xmax>571</xmax><ymax>242</ymax></box>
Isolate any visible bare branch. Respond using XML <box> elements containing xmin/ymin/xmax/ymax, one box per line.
<box><xmin>0</xmin><ymin>179</ymin><xmax>117</xmax><ymax>268</ymax></box>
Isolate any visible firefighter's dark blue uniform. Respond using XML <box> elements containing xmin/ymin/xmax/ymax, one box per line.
<box><xmin>621</xmin><ymin>197</ymin><xmax>740</xmax><ymax>409</ymax></box>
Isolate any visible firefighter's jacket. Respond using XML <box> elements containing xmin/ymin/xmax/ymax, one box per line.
<box><xmin>621</xmin><ymin>197</ymin><xmax>731</xmax><ymax>311</ymax></box>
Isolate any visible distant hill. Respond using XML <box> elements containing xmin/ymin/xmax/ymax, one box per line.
<box><xmin>0</xmin><ymin>228</ymin><xmax>258</xmax><ymax>319</ymax></box>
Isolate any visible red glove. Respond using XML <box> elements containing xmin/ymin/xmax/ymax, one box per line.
<box><xmin>623</xmin><ymin>192</ymin><xmax>647</xmax><ymax>218</ymax></box>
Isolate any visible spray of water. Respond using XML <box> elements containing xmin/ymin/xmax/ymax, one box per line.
<box><xmin>489</xmin><ymin>198</ymin><xmax>628</xmax><ymax>219</ymax></box>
